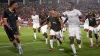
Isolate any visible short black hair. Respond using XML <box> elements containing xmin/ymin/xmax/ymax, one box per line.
<box><xmin>68</xmin><ymin>2</ymin><xmax>74</xmax><ymax>6</ymax></box>
<box><xmin>49</xmin><ymin>8</ymin><xmax>56</xmax><ymax>11</ymax></box>
<box><xmin>88</xmin><ymin>8</ymin><xmax>92</xmax><ymax>10</ymax></box>
<box><xmin>9</xmin><ymin>0</ymin><xmax>17</xmax><ymax>7</ymax></box>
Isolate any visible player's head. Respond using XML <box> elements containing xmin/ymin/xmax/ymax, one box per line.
<box><xmin>41</xmin><ymin>8</ymin><xmax>45</xmax><ymax>13</ymax></box>
<box><xmin>9</xmin><ymin>0</ymin><xmax>18</xmax><ymax>9</ymax></box>
<box><xmin>49</xmin><ymin>9</ymin><xmax>57</xmax><ymax>16</ymax></box>
<box><xmin>88</xmin><ymin>8</ymin><xmax>92</xmax><ymax>14</ymax></box>
<box><xmin>67</xmin><ymin>2</ymin><xmax>74</xmax><ymax>10</ymax></box>
<box><xmin>32</xmin><ymin>10</ymin><xmax>36</xmax><ymax>15</ymax></box>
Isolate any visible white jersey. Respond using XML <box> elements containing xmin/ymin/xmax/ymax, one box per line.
<box><xmin>63</xmin><ymin>9</ymin><xmax>82</xmax><ymax>27</ymax></box>
<box><xmin>84</xmin><ymin>19</ymin><xmax>89</xmax><ymax>29</ymax></box>
<box><xmin>31</xmin><ymin>15</ymin><xmax>39</xmax><ymax>24</ymax></box>
<box><xmin>61</xmin><ymin>16</ymin><xmax>66</xmax><ymax>23</ymax></box>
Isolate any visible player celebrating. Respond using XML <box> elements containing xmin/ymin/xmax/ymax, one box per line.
<box><xmin>95</xmin><ymin>11</ymin><xmax>100</xmax><ymax>38</ymax></box>
<box><xmin>3</xmin><ymin>1</ymin><xmax>23</xmax><ymax>54</ymax></box>
<box><xmin>39</xmin><ymin>8</ymin><xmax>48</xmax><ymax>44</ymax></box>
<box><xmin>47</xmin><ymin>9</ymin><xmax>64</xmax><ymax>51</ymax></box>
<box><xmin>86</xmin><ymin>9</ymin><xmax>99</xmax><ymax>47</ymax></box>
<box><xmin>63</xmin><ymin>2</ymin><xmax>84</xmax><ymax>56</ymax></box>
<box><xmin>31</xmin><ymin>10</ymin><xmax>40</xmax><ymax>40</ymax></box>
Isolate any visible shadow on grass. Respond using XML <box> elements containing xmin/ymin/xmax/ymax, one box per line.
<box><xmin>62</xmin><ymin>47</ymin><xmax>73</xmax><ymax>56</ymax></box>
<box><xmin>7</xmin><ymin>46</ymin><xmax>18</xmax><ymax>54</ymax></box>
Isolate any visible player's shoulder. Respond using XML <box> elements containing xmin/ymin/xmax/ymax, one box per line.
<box><xmin>35</xmin><ymin>15</ymin><xmax>39</xmax><ymax>17</ymax></box>
<box><xmin>4</xmin><ymin>8</ymin><xmax>9</xmax><ymax>13</ymax></box>
<box><xmin>63</xmin><ymin>11</ymin><xmax>68</xmax><ymax>13</ymax></box>
<box><xmin>73</xmin><ymin>9</ymin><xmax>80</xmax><ymax>12</ymax></box>
<box><xmin>4</xmin><ymin>8</ymin><xmax>9</xmax><ymax>11</ymax></box>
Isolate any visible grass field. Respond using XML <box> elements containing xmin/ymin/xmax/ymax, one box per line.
<box><xmin>0</xmin><ymin>26</ymin><xmax>100</xmax><ymax>56</ymax></box>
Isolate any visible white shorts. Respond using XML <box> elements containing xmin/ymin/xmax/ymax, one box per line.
<box><xmin>33</xmin><ymin>23</ymin><xmax>40</xmax><ymax>29</ymax></box>
<box><xmin>89</xmin><ymin>26</ymin><xmax>98</xmax><ymax>34</ymax></box>
<box><xmin>84</xmin><ymin>25</ymin><xmax>89</xmax><ymax>29</ymax></box>
<box><xmin>41</xmin><ymin>25</ymin><xmax>48</xmax><ymax>34</ymax></box>
<box><xmin>97</xmin><ymin>25</ymin><xmax>100</xmax><ymax>31</ymax></box>
<box><xmin>50</xmin><ymin>29</ymin><xmax>61</xmax><ymax>38</ymax></box>
<box><xmin>84</xmin><ymin>19</ymin><xmax>89</xmax><ymax>29</ymax></box>
<box><xmin>68</xmin><ymin>27</ymin><xmax>81</xmax><ymax>40</ymax></box>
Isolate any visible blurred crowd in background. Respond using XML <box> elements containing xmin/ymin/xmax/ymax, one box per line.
<box><xmin>0</xmin><ymin>0</ymin><xmax>100</xmax><ymax>21</ymax></box>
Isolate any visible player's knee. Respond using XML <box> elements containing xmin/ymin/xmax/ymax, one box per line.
<box><xmin>54</xmin><ymin>35</ymin><xmax>56</xmax><ymax>39</ymax></box>
<box><xmin>14</xmin><ymin>35</ymin><xmax>18</xmax><ymax>38</ymax></box>
<box><xmin>57</xmin><ymin>38</ymin><xmax>59</xmax><ymax>40</ymax></box>
<box><xmin>44</xmin><ymin>33</ymin><xmax>47</xmax><ymax>35</ymax></box>
<box><xmin>15</xmin><ymin>37</ymin><xmax>20</xmax><ymax>43</ymax></box>
<box><xmin>76</xmin><ymin>39</ymin><xmax>81</xmax><ymax>44</ymax></box>
<box><xmin>43</xmin><ymin>33</ymin><xmax>48</xmax><ymax>38</ymax></box>
<box><xmin>33</xmin><ymin>29</ymin><xmax>36</xmax><ymax>32</ymax></box>
<box><xmin>38</xmin><ymin>28</ymin><xmax>40</xmax><ymax>32</ymax></box>
<box><xmin>50</xmin><ymin>35</ymin><xmax>53</xmax><ymax>39</ymax></box>
<box><xmin>12</xmin><ymin>39</ymin><xmax>17</xmax><ymax>43</ymax></box>
<box><xmin>94</xmin><ymin>34</ymin><xmax>98</xmax><ymax>39</ymax></box>
<box><xmin>69</xmin><ymin>37</ymin><xmax>74</xmax><ymax>44</ymax></box>
<box><xmin>89</xmin><ymin>31</ymin><xmax>92</xmax><ymax>38</ymax></box>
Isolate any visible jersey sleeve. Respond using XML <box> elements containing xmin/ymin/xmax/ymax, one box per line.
<box><xmin>3</xmin><ymin>10</ymin><xmax>8</xmax><ymax>19</ymax></box>
<box><xmin>77</xmin><ymin>10</ymin><xmax>82</xmax><ymax>16</ymax></box>
<box><xmin>62</xmin><ymin>11</ymin><xmax>67</xmax><ymax>16</ymax></box>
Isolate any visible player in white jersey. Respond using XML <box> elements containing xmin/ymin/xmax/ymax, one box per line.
<box><xmin>31</xmin><ymin>10</ymin><xmax>40</xmax><ymax>40</ymax></box>
<box><xmin>63</xmin><ymin>2</ymin><xmax>84</xmax><ymax>56</ymax></box>
<box><xmin>18</xmin><ymin>16</ymin><xmax>22</xmax><ymax>30</ymax></box>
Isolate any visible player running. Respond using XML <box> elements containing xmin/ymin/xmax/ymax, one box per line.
<box><xmin>63</xmin><ymin>2</ymin><xmax>84</xmax><ymax>56</ymax></box>
<box><xmin>47</xmin><ymin>9</ymin><xmax>64</xmax><ymax>51</ymax></box>
<box><xmin>39</xmin><ymin>8</ymin><xmax>48</xmax><ymax>44</ymax></box>
<box><xmin>3</xmin><ymin>1</ymin><xmax>23</xmax><ymax>55</ymax></box>
<box><xmin>86</xmin><ymin>9</ymin><xmax>99</xmax><ymax>47</ymax></box>
<box><xmin>31</xmin><ymin>10</ymin><xmax>40</xmax><ymax>40</ymax></box>
<box><xmin>95</xmin><ymin>11</ymin><xmax>100</xmax><ymax>38</ymax></box>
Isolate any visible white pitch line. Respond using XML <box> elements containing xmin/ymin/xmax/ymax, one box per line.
<box><xmin>0</xmin><ymin>42</ymin><xmax>41</xmax><ymax>48</ymax></box>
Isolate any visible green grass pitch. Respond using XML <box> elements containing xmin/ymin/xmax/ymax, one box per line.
<box><xmin>0</xmin><ymin>26</ymin><xmax>100</xmax><ymax>56</ymax></box>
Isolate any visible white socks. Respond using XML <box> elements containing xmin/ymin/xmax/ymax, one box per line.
<box><xmin>17</xmin><ymin>43</ymin><xmax>22</xmax><ymax>49</ymax></box>
<box><xmin>87</xmin><ymin>32</ymin><xmax>88</xmax><ymax>37</ymax></box>
<box><xmin>34</xmin><ymin>33</ymin><xmax>36</xmax><ymax>40</ymax></box>
<box><xmin>71</xmin><ymin>44</ymin><xmax>76</xmax><ymax>54</ymax></box>
<box><xmin>45</xmin><ymin>38</ymin><xmax>48</xmax><ymax>44</ymax></box>
<box><xmin>50</xmin><ymin>39</ymin><xmax>53</xmax><ymax>48</ymax></box>
<box><xmin>90</xmin><ymin>38</ymin><xmax>93</xmax><ymax>44</ymax></box>
<box><xmin>19</xmin><ymin>26</ymin><xmax>21</xmax><ymax>30</ymax></box>
<box><xmin>57</xmin><ymin>40</ymin><xmax>60</xmax><ymax>46</ymax></box>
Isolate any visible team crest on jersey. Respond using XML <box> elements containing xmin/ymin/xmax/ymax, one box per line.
<box><xmin>53</xmin><ymin>22</ymin><xmax>57</xmax><ymax>24</ymax></box>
